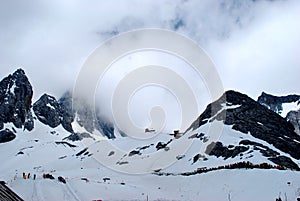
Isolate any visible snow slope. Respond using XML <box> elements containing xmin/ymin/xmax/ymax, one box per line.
<box><xmin>1</xmin><ymin>119</ymin><xmax>300</xmax><ymax>201</ymax></box>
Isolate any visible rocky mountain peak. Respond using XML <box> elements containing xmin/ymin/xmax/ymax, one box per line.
<box><xmin>187</xmin><ymin>90</ymin><xmax>258</xmax><ymax>130</ymax></box>
<box><xmin>258</xmin><ymin>91</ymin><xmax>300</xmax><ymax>114</ymax></box>
<box><xmin>33</xmin><ymin>94</ymin><xmax>61</xmax><ymax>128</ymax></box>
<box><xmin>32</xmin><ymin>90</ymin><xmax>116</xmax><ymax>139</ymax></box>
<box><xmin>188</xmin><ymin>90</ymin><xmax>300</xmax><ymax>166</ymax></box>
<box><xmin>0</xmin><ymin>68</ymin><xmax>34</xmax><ymax>131</ymax></box>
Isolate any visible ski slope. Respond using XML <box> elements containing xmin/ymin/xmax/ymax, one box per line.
<box><xmin>0</xmin><ymin>121</ymin><xmax>300</xmax><ymax>200</ymax></box>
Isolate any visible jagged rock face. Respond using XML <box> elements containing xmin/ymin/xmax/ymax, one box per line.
<box><xmin>32</xmin><ymin>90</ymin><xmax>116</xmax><ymax>139</ymax></box>
<box><xmin>73</xmin><ymin>99</ymin><xmax>96</xmax><ymax>134</ymax></box>
<box><xmin>58</xmin><ymin>91</ymin><xmax>74</xmax><ymax>133</ymax></box>
<box><xmin>189</xmin><ymin>90</ymin><xmax>300</xmax><ymax>162</ymax></box>
<box><xmin>33</xmin><ymin>94</ymin><xmax>61</xmax><ymax>128</ymax></box>
<box><xmin>58</xmin><ymin>92</ymin><xmax>115</xmax><ymax>139</ymax></box>
<box><xmin>257</xmin><ymin>92</ymin><xmax>300</xmax><ymax>114</ymax></box>
<box><xmin>286</xmin><ymin>110</ymin><xmax>300</xmax><ymax>135</ymax></box>
<box><xmin>32</xmin><ymin>92</ymin><xmax>75</xmax><ymax>132</ymax></box>
<box><xmin>73</xmin><ymin>99</ymin><xmax>115</xmax><ymax>139</ymax></box>
<box><xmin>58</xmin><ymin>93</ymin><xmax>98</xmax><ymax>134</ymax></box>
<box><xmin>0</xmin><ymin>69</ymin><xmax>34</xmax><ymax>131</ymax></box>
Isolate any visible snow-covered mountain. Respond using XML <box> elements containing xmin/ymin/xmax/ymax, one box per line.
<box><xmin>184</xmin><ymin>90</ymin><xmax>300</xmax><ymax>171</ymax></box>
<box><xmin>33</xmin><ymin>91</ymin><xmax>117</xmax><ymax>140</ymax></box>
<box><xmin>0</xmin><ymin>69</ymin><xmax>300</xmax><ymax>201</ymax></box>
<box><xmin>0</xmin><ymin>69</ymin><xmax>34</xmax><ymax>132</ymax></box>
<box><xmin>0</xmin><ymin>68</ymin><xmax>116</xmax><ymax>143</ymax></box>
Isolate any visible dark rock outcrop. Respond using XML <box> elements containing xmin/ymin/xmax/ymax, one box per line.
<box><xmin>286</xmin><ymin>110</ymin><xmax>300</xmax><ymax>135</ymax></box>
<box><xmin>156</xmin><ymin>142</ymin><xmax>168</xmax><ymax>150</ymax></box>
<box><xmin>0</xmin><ymin>69</ymin><xmax>34</xmax><ymax>131</ymax></box>
<box><xmin>269</xmin><ymin>156</ymin><xmax>299</xmax><ymax>170</ymax></box>
<box><xmin>206</xmin><ymin>141</ymin><xmax>249</xmax><ymax>159</ymax></box>
<box><xmin>239</xmin><ymin>140</ymin><xmax>279</xmax><ymax>157</ymax></box>
<box><xmin>58</xmin><ymin>91</ymin><xmax>74</xmax><ymax>133</ymax></box>
<box><xmin>0</xmin><ymin>129</ymin><xmax>16</xmax><ymax>143</ymax></box>
<box><xmin>239</xmin><ymin>139</ymin><xmax>299</xmax><ymax>169</ymax></box>
<box><xmin>33</xmin><ymin>94</ymin><xmax>61</xmax><ymax>128</ymax></box>
<box><xmin>63</xmin><ymin>132</ymin><xmax>94</xmax><ymax>141</ymax></box>
<box><xmin>33</xmin><ymin>92</ymin><xmax>76</xmax><ymax>132</ymax></box>
<box><xmin>258</xmin><ymin>92</ymin><xmax>300</xmax><ymax>114</ymax></box>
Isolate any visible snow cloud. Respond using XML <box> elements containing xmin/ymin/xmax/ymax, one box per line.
<box><xmin>0</xmin><ymin>0</ymin><xmax>299</xmax><ymax>130</ymax></box>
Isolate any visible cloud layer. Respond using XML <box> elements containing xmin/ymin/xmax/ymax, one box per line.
<box><xmin>0</xmin><ymin>0</ymin><xmax>299</xmax><ymax>130</ymax></box>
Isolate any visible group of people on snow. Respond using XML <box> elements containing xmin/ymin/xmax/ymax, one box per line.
<box><xmin>20</xmin><ymin>172</ymin><xmax>65</xmax><ymax>184</ymax></box>
<box><xmin>22</xmin><ymin>172</ymin><xmax>36</xmax><ymax>180</ymax></box>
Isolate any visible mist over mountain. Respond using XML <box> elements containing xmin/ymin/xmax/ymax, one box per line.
<box><xmin>1</xmin><ymin>69</ymin><xmax>299</xmax><ymax>159</ymax></box>
<box><xmin>0</xmin><ymin>69</ymin><xmax>116</xmax><ymax>143</ymax></box>
<box><xmin>0</xmin><ymin>1</ymin><xmax>299</xmax><ymax>200</ymax></box>
<box><xmin>0</xmin><ymin>68</ymin><xmax>299</xmax><ymax>200</ymax></box>
<box><xmin>1</xmin><ymin>0</ymin><xmax>299</xmax><ymax>100</ymax></box>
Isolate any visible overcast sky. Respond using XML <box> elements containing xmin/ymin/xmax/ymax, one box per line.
<box><xmin>0</xmin><ymin>0</ymin><xmax>299</xmax><ymax>130</ymax></box>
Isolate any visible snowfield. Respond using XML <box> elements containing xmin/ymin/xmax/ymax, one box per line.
<box><xmin>0</xmin><ymin>120</ymin><xmax>300</xmax><ymax>201</ymax></box>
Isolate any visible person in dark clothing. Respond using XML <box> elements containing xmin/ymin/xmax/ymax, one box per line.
<box><xmin>22</xmin><ymin>172</ymin><xmax>26</xmax><ymax>179</ymax></box>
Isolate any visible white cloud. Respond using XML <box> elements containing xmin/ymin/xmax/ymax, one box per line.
<box><xmin>206</xmin><ymin>0</ymin><xmax>300</xmax><ymax>97</ymax></box>
<box><xmin>0</xmin><ymin>0</ymin><xmax>299</xmax><ymax>130</ymax></box>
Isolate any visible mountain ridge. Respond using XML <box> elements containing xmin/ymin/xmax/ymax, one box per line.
<box><xmin>0</xmin><ymin>69</ymin><xmax>299</xmax><ymax>170</ymax></box>
<box><xmin>185</xmin><ymin>90</ymin><xmax>300</xmax><ymax>170</ymax></box>
<box><xmin>0</xmin><ymin>69</ymin><xmax>300</xmax><ymax>200</ymax></box>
